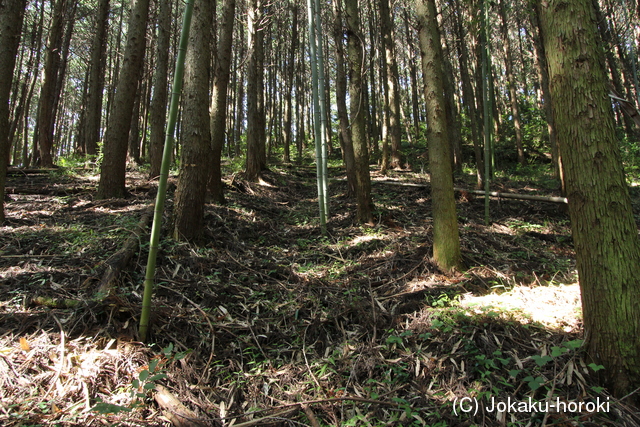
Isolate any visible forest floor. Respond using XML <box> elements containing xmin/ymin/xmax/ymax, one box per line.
<box><xmin>1</xmin><ymin>159</ymin><xmax>640</xmax><ymax>427</ymax></box>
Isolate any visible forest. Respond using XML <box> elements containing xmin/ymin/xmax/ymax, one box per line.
<box><xmin>1</xmin><ymin>0</ymin><xmax>640</xmax><ymax>425</ymax></box>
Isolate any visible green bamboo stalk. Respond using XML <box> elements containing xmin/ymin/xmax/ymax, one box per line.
<box><xmin>139</xmin><ymin>0</ymin><xmax>194</xmax><ymax>342</ymax></box>
<box><xmin>307</xmin><ymin>0</ymin><xmax>327</xmax><ymax>232</ymax></box>
<box><xmin>314</xmin><ymin>0</ymin><xmax>329</xmax><ymax>219</ymax></box>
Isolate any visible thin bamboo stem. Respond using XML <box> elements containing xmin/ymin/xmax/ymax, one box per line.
<box><xmin>139</xmin><ymin>0</ymin><xmax>195</xmax><ymax>342</ymax></box>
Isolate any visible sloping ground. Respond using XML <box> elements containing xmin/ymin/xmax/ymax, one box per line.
<box><xmin>0</xmin><ymin>166</ymin><xmax>638</xmax><ymax>426</ymax></box>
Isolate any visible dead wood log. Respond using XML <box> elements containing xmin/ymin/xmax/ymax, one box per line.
<box><xmin>455</xmin><ymin>188</ymin><xmax>568</xmax><ymax>204</ymax></box>
<box><xmin>96</xmin><ymin>204</ymin><xmax>154</xmax><ymax>297</ymax></box>
<box><xmin>154</xmin><ymin>385</ymin><xmax>207</xmax><ymax>427</ymax></box>
<box><xmin>344</xmin><ymin>178</ymin><xmax>569</xmax><ymax>204</ymax></box>
<box><xmin>5</xmin><ymin>186</ymin><xmax>91</xmax><ymax>196</ymax></box>
<box><xmin>6</xmin><ymin>167</ymin><xmax>60</xmax><ymax>175</ymax></box>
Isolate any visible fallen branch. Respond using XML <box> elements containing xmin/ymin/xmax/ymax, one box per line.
<box><xmin>455</xmin><ymin>188</ymin><xmax>568</xmax><ymax>204</ymax></box>
<box><xmin>5</xmin><ymin>186</ymin><xmax>92</xmax><ymax>196</ymax></box>
<box><xmin>96</xmin><ymin>204</ymin><xmax>154</xmax><ymax>298</ymax></box>
<box><xmin>6</xmin><ymin>167</ymin><xmax>60</xmax><ymax>175</ymax></box>
<box><xmin>355</xmin><ymin>179</ymin><xmax>568</xmax><ymax>204</ymax></box>
<box><xmin>154</xmin><ymin>385</ymin><xmax>207</xmax><ymax>427</ymax></box>
<box><xmin>340</xmin><ymin>178</ymin><xmax>568</xmax><ymax>203</ymax></box>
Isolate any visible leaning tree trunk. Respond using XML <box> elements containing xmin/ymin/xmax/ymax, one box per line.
<box><xmin>344</xmin><ymin>0</ymin><xmax>374</xmax><ymax>224</ymax></box>
<box><xmin>97</xmin><ymin>0</ymin><xmax>151</xmax><ymax>199</ymax></box>
<box><xmin>416</xmin><ymin>0</ymin><xmax>462</xmax><ymax>273</ymax></box>
<box><xmin>172</xmin><ymin>0</ymin><xmax>213</xmax><ymax>242</ymax></box>
<box><xmin>0</xmin><ymin>0</ymin><xmax>27</xmax><ymax>222</ymax></box>
<box><xmin>539</xmin><ymin>0</ymin><xmax>640</xmax><ymax>400</ymax></box>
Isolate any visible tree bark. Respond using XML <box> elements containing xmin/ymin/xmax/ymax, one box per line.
<box><xmin>233</xmin><ymin>21</ymin><xmax>245</xmax><ymax>158</ymax></box>
<box><xmin>127</xmin><ymin>76</ymin><xmax>143</xmax><ymax>165</ymax></box>
<box><xmin>529</xmin><ymin>6</ymin><xmax>562</xmax><ymax>185</ymax></box>
<box><xmin>295</xmin><ymin>52</ymin><xmax>305</xmax><ymax>163</ymax></box>
<box><xmin>452</xmin><ymin>0</ymin><xmax>483</xmax><ymax>188</ymax></box>
<box><xmin>416</xmin><ymin>0</ymin><xmax>462</xmax><ymax>272</ymax></box>
<box><xmin>539</xmin><ymin>0</ymin><xmax>640</xmax><ymax>399</ymax></box>
<box><xmin>438</xmin><ymin>23</ymin><xmax>462</xmax><ymax>172</ymax></box>
<box><xmin>9</xmin><ymin>0</ymin><xmax>41</xmax><ymax>159</ymax></box>
<box><xmin>404</xmin><ymin>9</ymin><xmax>421</xmax><ymax>141</ymax></box>
<box><xmin>35</xmin><ymin>0</ymin><xmax>67</xmax><ymax>167</ymax></box>
<box><xmin>344</xmin><ymin>0</ymin><xmax>374</xmax><ymax>224</ymax></box>
<box><xmin>332</xmin><ymin>0</ymin><xmax>356</xmax><ymax>196</ymax></box>
<box><xmin>379</xmin><ymin>0</ymin><xmax>403</xmax><ymax>170</ymax></box>
<box><xmin>245</xmin><ymin>0</ymin><xmax>267</xmax><ymax>181</ymax></box>
<box><xmin>0</xmin><ymin>0</ymin><xmax>27</xmax><ymax>222</ymax></box>
<box><xmin>283</xmin><ymin>4</ymin><xmax>298</xmax><ymax>164</ymax></box>
<box><xmin>498</xmin><ymin>0</ymin><xmax>525</xmax><ymax>166</ymax></box>
<box><xmin>97</xmin><ymin>0</ymin><xmax>151</xmax><ymax>198</ymax></box>
<box><xmin>209</xmin><ymin>0</ymin><xmax>236</xmax><ymax>204</ymax></box>
<box><xmin>148</xmin><ymin>0</ymin><xmax>171</xmax><ymax>178</ymax></box>
<box><xmin>173</xmin><ymin>0</ymin><xmax>213</xmax><ymax>242</ymax></box>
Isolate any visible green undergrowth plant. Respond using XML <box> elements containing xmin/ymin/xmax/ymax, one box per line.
<box><xmin>375</xmin><ymin>307</ymin><xmax>607</xmax><ymax>425</ymax></box>
<box><xmin>91</xmin><ymin>343</ymin><xmax>189</xmax><ymax>416</ymax></box>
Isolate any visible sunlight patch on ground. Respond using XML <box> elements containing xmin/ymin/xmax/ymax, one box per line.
<box><xmin>460</xmin><ymin>282</ymin><xmax>582</xmax><ymax>331</ymax></box>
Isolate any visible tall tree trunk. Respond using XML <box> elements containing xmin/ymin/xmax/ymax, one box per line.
<box><xmin>173</xmin><ymin>0</ymin><xmax>212</xmax><ymax>242</ymax></box>
<box><xmin>103</xmin><ymin>1</ymin><xmax>126</xmax><ymax>138</ymax></box>
<box><xmin>539</xmin><ymin>0</ymin><xmax>640</xmax><ymax>400</ymax></box>
<box><xmin>593</xmin><ymin>0</ymin><xmax>637</xmax><ymax>140</ymax></box>
<box><xmin>344</xmin><ymin>0</ymin><xmax>373</xmax><ymax>224</ymax></box>
<box><xmin>295</xmin><ymin>55</ymin><xmax>305</xmax><ymax>163</ymax></box>
<box><xmin>453</xmin><ymin>0</ymin><xmax>483</xmax><ymax>188</ymax></box>
<box><xmin>322</xmin><ymin>37</ymin><xmax>333</xmax><ymax>157</ymax></box>
<box><xmin>245</xmin><ymin>0</ymin><xmax>267</xmax><ymax>181</ymax></box>
<box><xmin>366</xmin><ymin>2</ymin><xmax>380</xmax><ymax>155</ymax></box>
<box><xmin>209</xmin><ymin>0</ymin><xmax>236</xmax><ymax>204</ymax></box>
<box><xmin>333</xmin><ymin>0</ymin><xmax>356</xmax><ymax>196</ymax></box>
<box><xmin>374</xmin><ymin>5</ymin><xmax>390</xmax><ymax>173</ymax></box>
<box><xmin>404</xmin><ymin>9</ymin><xmax>421</xmax><ymax>141</ymax></box>
<box><xmin>379</xmin><ymin>0</ymin><xmax>402</xmax><ymax>170</ymax></box>
<box><xmin>127</xmin><ymin>78</ymin><xmax>142</xmax><ymax>164</ymax></box>
<box><xmin>233</xmin><ymin>21</ymin><xmax>245</xmax><ymax>158</ymax></box>
<box><xmin>97</xmin><ymin>0</ymin><xmax>151</xmax><ymax>198</ymax></box>
<box><xmin>498</xmin><ymin>0</ymin><xmax>525</xmax><ymax>166</ymax></box>
<box><xmin>35</xmin><ymin>0</ymin><xmax>67</xmax><ymax>167</ymax></box>
<box><xmin>417</xmin><ymin>0</ymin><xmax>461</xmax><ymax>272</ymax></box>
<box><xmin>0</xmin><ymin>0</ymin><xmax>27</xmax><ymax>222</ymax></box>
<box><xmin>283</xmin><ymin>4</ymin><xmax>298</xmax><ymax>164</ymax></box>
<box><xmin>530</xmin><ymin>6</ymin><xmax>562</xmax><ymax>186</ymax></box>
<box><xmin>52</xmin><ymin>0</ymin><xmax>76</xmax><ymax>156</ymax></box>
<box><xmin>9</xmin><ymin>0</ymin><xmax>41</xmax><ymax>157</ymax></box>
<box><xmin>139</xmin><ymin>65</ymin><xmax>153</xmax><ymax>160</ymax></box>
<box><xmin>439</xmin><ymin>21</ymin><xmax>462</xmax><ymax>172</ymax></box>
<box><xmin>149</xmin><ymin>0</ymin><xmax>170</xmax><ymax>177</ymax></box>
